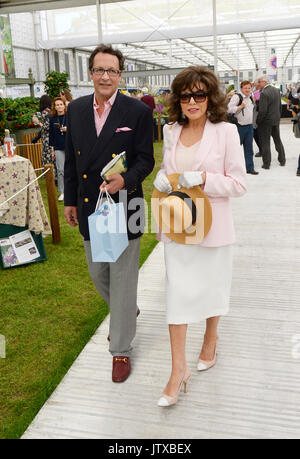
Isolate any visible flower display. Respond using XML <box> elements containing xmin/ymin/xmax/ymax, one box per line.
<box><xmin>0</xmin><ymin>97</ymin><xmax>40</xmax><ymax>139</ymax></box>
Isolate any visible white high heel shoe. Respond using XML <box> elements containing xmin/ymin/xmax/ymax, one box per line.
<box><xmin>158</xmin><ymin>367</ymin><xmax>191</xmax><ymax>407</ymax></box>
<box><xmin>197</xmin><ymin>337</ymin><xmax>218</xmax><ymax>371</ymax></box>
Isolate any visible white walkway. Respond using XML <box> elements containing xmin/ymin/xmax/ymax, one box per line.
<box><xmin>22</xmin><ymin>123</ymin><xmax>300</xmax><ymax>439</ymax></box>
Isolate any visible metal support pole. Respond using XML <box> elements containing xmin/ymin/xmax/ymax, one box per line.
<box><xmin>237</xmin><ymin>33</ymin><xmax>240</xmax><ymax>89</ymax></box>
<box><xmin>96</xmin><ymin>0</ymin><xmax>103</xmax><ymax>44</ymax></box>
<box><xmin>72</xmin><ymin>48</ymin><xmax>79</xmax><ymax>89</ymax></box>
<box><xmin>212</xmin><ymin>0</ymin><xmax>218</xmax><ymax>75</ymax></box>
<box><xmin>264</xmin><ymin>31</ymin><xmax>268</xmax><ymax>73</ymax></box>
<box><xmin>32</xmin><ymin>11</ymin><xmax>40</xmax><ymax>84</ymax></box>
<box><xmin>169</xmin><ymin>39</ymin><xmax>172</xmax><ymax>68</ymax></box>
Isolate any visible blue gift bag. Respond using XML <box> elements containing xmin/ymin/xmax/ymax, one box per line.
<box><xmin>88</xmin><ymin>191</ymin><xmax>129</xmax><ymax>262</ymax></box>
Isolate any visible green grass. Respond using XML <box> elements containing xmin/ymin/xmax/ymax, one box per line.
<box><xmin>0</xmin><ymin>142</ymin><xmax>163</xmax><ymax>439</ymax></box>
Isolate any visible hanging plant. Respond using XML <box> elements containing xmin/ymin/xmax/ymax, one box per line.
<box><xmin>44</xmin><ymin>71</ymin><xmax>69</xmax><ymax>99</ymax></box>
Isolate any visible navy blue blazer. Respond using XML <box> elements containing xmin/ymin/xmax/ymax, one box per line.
<box><xmin>64</xmin><ymin>91</ymin><xmax>155</xmax><ymax>240</ymax></box>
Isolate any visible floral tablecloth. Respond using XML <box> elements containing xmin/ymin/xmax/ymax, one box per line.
<box><xmin>0</xmin><ymin>155</ymin><xmax>51</xmax><ymax>235</ymax></box>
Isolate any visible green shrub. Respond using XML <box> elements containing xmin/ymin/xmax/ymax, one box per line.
<box><xmin>44</xmin><ymin>71</ymin><xmax>69</xmax><ymax>99</ymax></box>
<box><xmin>0</xmin><ymin>99</ymin><xmax>6</xmax><ymax>140</ymax></box>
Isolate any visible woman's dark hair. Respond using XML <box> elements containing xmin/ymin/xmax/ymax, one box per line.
<box><xmin>89</xmin><ymin>44</ymin><xmax>125</xmax><ymax>72</ymax></box>
<box><xmin>51</xmin><ymin>97</ymin><xmax>67</xmax><ymax>116</ymax></box>
<box><xmin>40</xmin><ymin>94</ymin><xmax>52</xmax><ymax>112</ymax></box>
<box><xmin>168</xmin><ymin>66</ymin><xmax>228</xmax><ymax>125</ymax></box>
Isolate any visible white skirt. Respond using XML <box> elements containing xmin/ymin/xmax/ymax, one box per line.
<box><xmin>164</xmin><ymin>242</ymin><xmax>233</xmax><ymax>324</ymax></box>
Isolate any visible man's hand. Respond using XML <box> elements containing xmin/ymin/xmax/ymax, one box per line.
<box><xmin>100</xmin><ymin>173</ymin><xmax>125</xmax><ymax>194</ymax></box>
<box><xmin>64</xmin><ymin>206</ymin><xmax>78</xmax><ymax>227</ymax></box>
<box><xmin>239</xmin><ymin>100</ymin><xmax>246</xmax><ymax>110</ymax></box>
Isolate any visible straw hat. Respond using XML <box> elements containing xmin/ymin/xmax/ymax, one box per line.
<box><xmin>152</xmin><ymin>173</ymin><xmax>212</xmax><ymax>244</ymax></box>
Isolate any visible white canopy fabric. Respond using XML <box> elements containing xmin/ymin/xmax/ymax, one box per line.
<box><xmin>0</xmin><ymin>0</ymin><xmax>130</xmax><ymax>13</ymax></box>
<box><xmin>2</xmin><ymin>0</ymin><xmax>300</xmax><ymax>72</ymax></box>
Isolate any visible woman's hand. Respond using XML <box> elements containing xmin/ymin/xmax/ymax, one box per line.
<box><xmin>153</xmin><ymin>170</ymin><xmax>172</xmax><ymax>193</ymax></box>
<box><xmin>51</xmin><ymin>150</ymin><xmax>55</xmax><ymax>160</ymax></box>
<box><xmin>60</xmin><ymin>126</ymin><xmax>67</xmax><ymax>132</ymax></box>
<box><xmin>178</xmin><ymin>171</ymin><xmax>206</xmax><ymax>189</ymax></box>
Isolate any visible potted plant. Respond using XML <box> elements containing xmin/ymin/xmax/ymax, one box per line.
<box><xmin>44</xmin><ymin>71</ymin><xmax>69</xmax><ymax>99</ymax></box>
<box><xmin>0</xmin><ymin>97</ymin><xmax>40</xmax><ymax>153</ymax></box>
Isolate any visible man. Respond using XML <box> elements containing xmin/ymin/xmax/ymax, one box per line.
<box><xmin>252</xmin><ymin>79</ymin><xmax>262</xmax><ymax>158</ymax></box>
<box><xmin>256</xmin><ymin>75</ymin><xmax>286</xmax><ymax>169</ymax></box>
<box><xmin>140</xmin><ymin>87</ymin><xmax>156</xmax><ymax>113</ymax></box>
<box><xmin>227</xmin><ymin>80</ymin><xmax>259</xmax><ymax>175</ymax></box>
<box><xmin>64</xmin><ymin>44</ymin><xmax>154</xmax><ymax>383</ymax></box>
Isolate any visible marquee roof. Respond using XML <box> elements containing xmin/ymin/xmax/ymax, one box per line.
<box><xmin>0</xmin><ymin>0</ymin><xmax>130</xmax><ymax>13</ymax></box>
<box><xmin>1</xmin><ymin>0</ymin><xmax>300</xmax><ymax>73</ymax></box>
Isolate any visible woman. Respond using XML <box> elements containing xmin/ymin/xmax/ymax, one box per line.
<box><xmin>59</xmin><ymin>88</ymin><xmax>73</xmax><ymax>107</ymax></box>
<box><xmin>49</xmin><ymin>97</ymin><xmax>67</xmax><ymax>202</ymax></box>
<box><xmin>32</xmin><ymin>95</ymin><xmax>53</xmax><ymax>167</ymax></box>
<box><xmin>153</xmin><ymin>66</ymin><xmax>247</xmax><ymax>407</ymax></box>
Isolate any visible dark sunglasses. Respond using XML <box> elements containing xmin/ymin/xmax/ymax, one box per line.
<box><xmin>179</xmin><ymin>92</ymin><xmax>208</xmax><ymax>103</ymax></box>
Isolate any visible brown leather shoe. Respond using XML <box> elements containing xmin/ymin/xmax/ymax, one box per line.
<box><xmin>107</xmin><ymin>308</ymin><xmax>140</xmax><ymax>342</ymax></box>
<box><xmin>112</xmin><ymin>356</ymin><xmax>131</xmax><ymax>383</ymax></box>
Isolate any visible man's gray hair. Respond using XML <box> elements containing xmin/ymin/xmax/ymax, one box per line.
<box><xmin>258</xmin><ymin>75</ymin><xmax>270</xmax><ymax>84</ymax></box>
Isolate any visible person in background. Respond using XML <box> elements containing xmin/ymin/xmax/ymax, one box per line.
<box><xmin>256</xmin><ymin>75</ymin><xmax>286</xmax><ymax>169</ymax></box>
<box><xmin>130</xmin><ymin>89</ymin><xmax>140</xmax><ymax>99</ymax></box>
<box><xmin>59</xmin><ymin>88</ymin><xmax>73</xmax><ymax>108</ymax></box>
<box><xmin>287</xmin><ymin>84</ymin><xmax>300</xmax><ymax>117</ymax></box>
<box><xmin>141</xmin><ymin>87</ymin><xmax>156</xmax><ymax>113</ymax></box>
<box><xmin>32</xmin><ymin>95</ymin><xmax>54</xmax><ymax>168</ymax></box>
<box><xmin>228</xmin><ymin>80</ymin><xmax>258</xmax><ymax>175</ymax></box>
<box><xmin>291</xmin><ymin>106</ymin><xmax>300</xmax><ymax>177</ymax></box>
<box><xmin>252</xmin><ymin>80</ymin><xmax>262</xmax><ymax>158</ymax></box>
<box><xmin>49</xmin><ymin>97</ymin><xmax>67</xmax><ymax>201</ymax></box>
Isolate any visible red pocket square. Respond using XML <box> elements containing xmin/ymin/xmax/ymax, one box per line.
<box><xmin>115</xmin><ymin>127</ymin><xmax>132</xmax><ymax>133</ymax></box>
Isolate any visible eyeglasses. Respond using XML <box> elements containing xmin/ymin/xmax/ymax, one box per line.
<box><xmin>179</xmin><ymin>92</ymin><xmax>208</xmax><ymax>104</ymax></box>
<box><xmin>91</xmin><ymin>67</ymin><xmax>122</xmax><ymax>77</ymax></box>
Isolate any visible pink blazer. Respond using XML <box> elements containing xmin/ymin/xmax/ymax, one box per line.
<box><xmin>157</xmin><ymin>119</ymin><xmax>247</xmax><ymax>247</ymax></box>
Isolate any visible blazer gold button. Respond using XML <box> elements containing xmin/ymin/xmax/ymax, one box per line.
<box><xmin>83</xmin><ymin>174</ymin><xmax>87</xmax><ymax>179</ymax></box>
<box><xmin>84</xmin><ymin>198</ymin><xmax>89</xmax><ymax>203</ymax></box>
<box><xmin>78</xmin><ymin>151</ymin><xmax>81</xmax><ymax>155</ymax></box>
<box><xmin>112</xmin><ymin>154</ymin><xmax>116</xmax><ymax>158</ymax></box>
